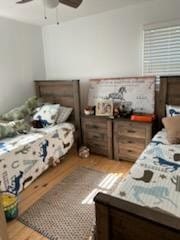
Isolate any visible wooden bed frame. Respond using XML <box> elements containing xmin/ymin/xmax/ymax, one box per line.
<box><xmin>35</xmin><ymin>80</ymin><xmax>82</xmax><ymax>148</ymax></box>
<box><xmin>94</xmin><ymin>76</ymin><xmax>180</xmax><ymax>240</ymax></box>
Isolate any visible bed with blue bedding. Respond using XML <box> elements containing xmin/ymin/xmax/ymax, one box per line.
<box><xmin>95</xmin><ymin>130</ymin><xmax>180</xmax><ymax>240</ymax></box>
<box><xmin>112</xmin><ymin>130</ymin><xmax>180</xmax><ymax>218</ymax></box>
<box><xmin>0</xmin><ymin>123</ymin><xmax>74</xmax><ymax>194</ymax></box>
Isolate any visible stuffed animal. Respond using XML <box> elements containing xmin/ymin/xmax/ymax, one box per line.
<box><xmin>79</xmin><ymin>146</ymin><xmax>90</xmax><ymax>158</ymax></box>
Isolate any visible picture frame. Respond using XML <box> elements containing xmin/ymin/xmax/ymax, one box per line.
<box><xmin>96</xmin><ymin>99</ymin><xmax>113</xmax><ymax>117</ymax></box>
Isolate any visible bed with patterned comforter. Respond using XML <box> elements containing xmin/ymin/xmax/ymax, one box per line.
<box><xmin>113</xmin><ymin>130</ymin><xmax>180</xmax><ymax>218</ymax></box>
<box><xmin>0</xmin><ymin>123</ymin><xmax>74</xmax><ymax>195</ymax></box>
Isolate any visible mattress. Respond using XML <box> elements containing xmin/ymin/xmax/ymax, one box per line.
<box><xmin>0</xmin><ymin>123</ymin><xmax>74</xmax><ymax>194</ymax></box>
<box><xmin>113</xmin><ymin>130</ymin><xmax>180</xmax><ymax>218</ymax></box>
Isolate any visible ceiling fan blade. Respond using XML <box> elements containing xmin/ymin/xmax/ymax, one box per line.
<box><xmin>16</xmin><ymin>0</ymin><xmax>33</xmax><ymax>3</ymax></box>
<box><xmin>59</xmin><ymin>0</ymin><xmax>83</xmax><ymax>8</ymax></box>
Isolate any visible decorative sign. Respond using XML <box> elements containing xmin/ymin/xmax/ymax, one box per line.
<box><xmin>88</xmin><ymin>77</ymin><xmax>155</xmax><ymax>114</ymax></box>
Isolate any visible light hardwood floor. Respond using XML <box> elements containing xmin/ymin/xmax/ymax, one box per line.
<box><xmin>7</xmin><ymin>150</ymin><xmax>132</xmax><ymax>240</ymax></box>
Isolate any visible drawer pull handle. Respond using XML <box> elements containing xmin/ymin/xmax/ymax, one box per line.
<box><xmin>93</xmin><ymin>135</ymin><xmax>100</xmax><ymax>139</ymax></box>
<box><xmin>86</xmin><ymin>124</ymin><xmax>98</xmax><ymax>129</ymax></box>
<box><xmin>128</xmin><ymin>130</ymin><xmax>136</xmax><ymax>133</ymax></box>
<box><xmin>128</xmin><ymin>150</ymin><xmax>133</xmax><ymax>153</ymax></box>
<box><xmin>92</xmin><ymin>125</ymin><xmax>98</xmax><ymax>129</ymax></box>
<box><xmin>92</xmin><ymin>144</ymin><xmax>99</xmax><ymax>147</ymax></box>
<box><xmin>128</xmin><ymin>141</ymin><xmax>133</xmax><ymax>144</ymax></box>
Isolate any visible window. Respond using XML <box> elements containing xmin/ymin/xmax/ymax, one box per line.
<box><xmin>143</xmin><ymin>25</ymin><xmax>180</xmax><ymax>84</ymax></box>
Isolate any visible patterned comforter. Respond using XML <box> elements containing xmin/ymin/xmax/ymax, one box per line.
<box><xmin>113</xmin><ymin>130</ymin><xmax>180</xmax><ymax>217</ymax></box>
<box><xmin>0</xmin><ymin>123</ymin><xmax>74</xmax><ymax>194</ymax></box>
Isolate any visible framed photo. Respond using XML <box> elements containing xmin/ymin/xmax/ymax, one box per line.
<box><xmin>96</xmin><ymin>99</ymin><xmax>113</xmax><ymax>116</ymax></box>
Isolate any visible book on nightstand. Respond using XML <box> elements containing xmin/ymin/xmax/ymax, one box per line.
<box><xmin>131</xmin><ymin>113</ymin><xmax>156</xmax><ymax>123</ymax></box>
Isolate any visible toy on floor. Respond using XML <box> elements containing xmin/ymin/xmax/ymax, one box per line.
<box><xmin>79</xmin><ymin>146</ymin><xmax>90</xmax><ymax>158</ymax></box>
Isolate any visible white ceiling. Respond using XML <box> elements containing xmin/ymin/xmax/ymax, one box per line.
<box><xmin>0</xmin><ymin>0</ymin><xmax>154</xmax><ymax>26</ymax></box>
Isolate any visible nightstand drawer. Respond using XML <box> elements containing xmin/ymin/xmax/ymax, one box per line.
<box><xmin>119</xmin><ymin>142</ymin><xmax>144</xmax><ymax>153</ymax></box>
<box><xmin>83</xmin><ymin>119</ymin><xmax>107</xmax><ymax>131</ymax></box>
<box><xmin>118</xmin><ymin>137</ymin><xmax>145</xmax><ymax>146</ymax></box>
<box><xmin>117</xmin><ymin>126</ymin><xmax>146</xmax><ymax>139</ymax></box>
<box><xmin>118</xmin><ymin>144</ymin><xmax>144</xmax><ymax>162</ymax></box>
<box><xmin>84</xmin><ymin>132</ymin><xmax>107</xmax><ymax>142</ymax></box>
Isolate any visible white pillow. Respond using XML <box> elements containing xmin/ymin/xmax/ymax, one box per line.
<box><xmin>56</xmin><ymin>106</ymin><xmax>73</xmax><ymax>123</ymax></box>
<box><xmin>33</xmin><ymin>104</ymin><xmax>60</xmax><ymax>127</ymax></box>
<box><xmin>166</xmin><ymin>105</ymin><xmax>180</xmax><ymax>117</ymax></box>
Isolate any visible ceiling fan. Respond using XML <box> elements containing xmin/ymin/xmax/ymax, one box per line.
<box><xmin>16</xmin><ymin>0</ymin><xmax>83</xmax><ymax>24</ymax></box>
<box><xmin>16</xmin><ymin>0</ymin><xmax>83</xmax><ymax>9</ymax></box>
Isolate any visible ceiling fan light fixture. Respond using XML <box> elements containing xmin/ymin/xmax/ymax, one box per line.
<box><xmin>17</xmin><ymin>0</ymin><xmax>83</xmax><ymax>24</ymax></box>
<box><xmin>45</xmin><ymin>0</ymin><xmax>59</xmax><ymax>9</ymax></box>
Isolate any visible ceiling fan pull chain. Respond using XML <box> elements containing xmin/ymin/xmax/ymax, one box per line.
<box><xmin>43</xmin><ymin>0</ymin><xmax>47</xmax><ymax>20</ymax></box>
<box><xmin>56</xmin><ymin>6</ymin><xmax>60</xmax><ymax>25</ymax></box>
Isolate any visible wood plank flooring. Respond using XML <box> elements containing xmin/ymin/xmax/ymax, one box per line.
<box><xmin>7</xmin><ymin>150</ymin><xmax>132</xmax><ymax>240</ymax></box>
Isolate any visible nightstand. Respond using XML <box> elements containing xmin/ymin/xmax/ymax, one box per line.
<box><xmin>113</xmin><ymin>119</ymin><xmax>152</xmax><ymax>162</ymax></box>
<box><xmin>81</xmin><ymin>116</ymin><xmax>113</xmax><ymax>159</ymax></box>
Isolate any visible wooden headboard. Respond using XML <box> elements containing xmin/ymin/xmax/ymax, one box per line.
<box><xmin>35</xmin><ymin>80</ymin><xmax>82</xmax><ymax>147</ymax></box>
<box><xmin>157</xmin><ymin>76</ymin><xmax>180</xmax><ymax>127</ymax></box>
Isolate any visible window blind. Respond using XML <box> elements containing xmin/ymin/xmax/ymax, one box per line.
<box><xmin>143</xmin><ymin>25</ymin><xmax>180</xmax><ymax>79</ymax></box>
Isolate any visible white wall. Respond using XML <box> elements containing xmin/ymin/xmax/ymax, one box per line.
<box><xmin>42</xmin><ymin>0</ymin><xmax>180</xmax><ymax>108</ymax></box>
<box><xmin>0</xmin><ymin>17</ymin><xmax>45</xmax><ymax>114</ymax></box>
